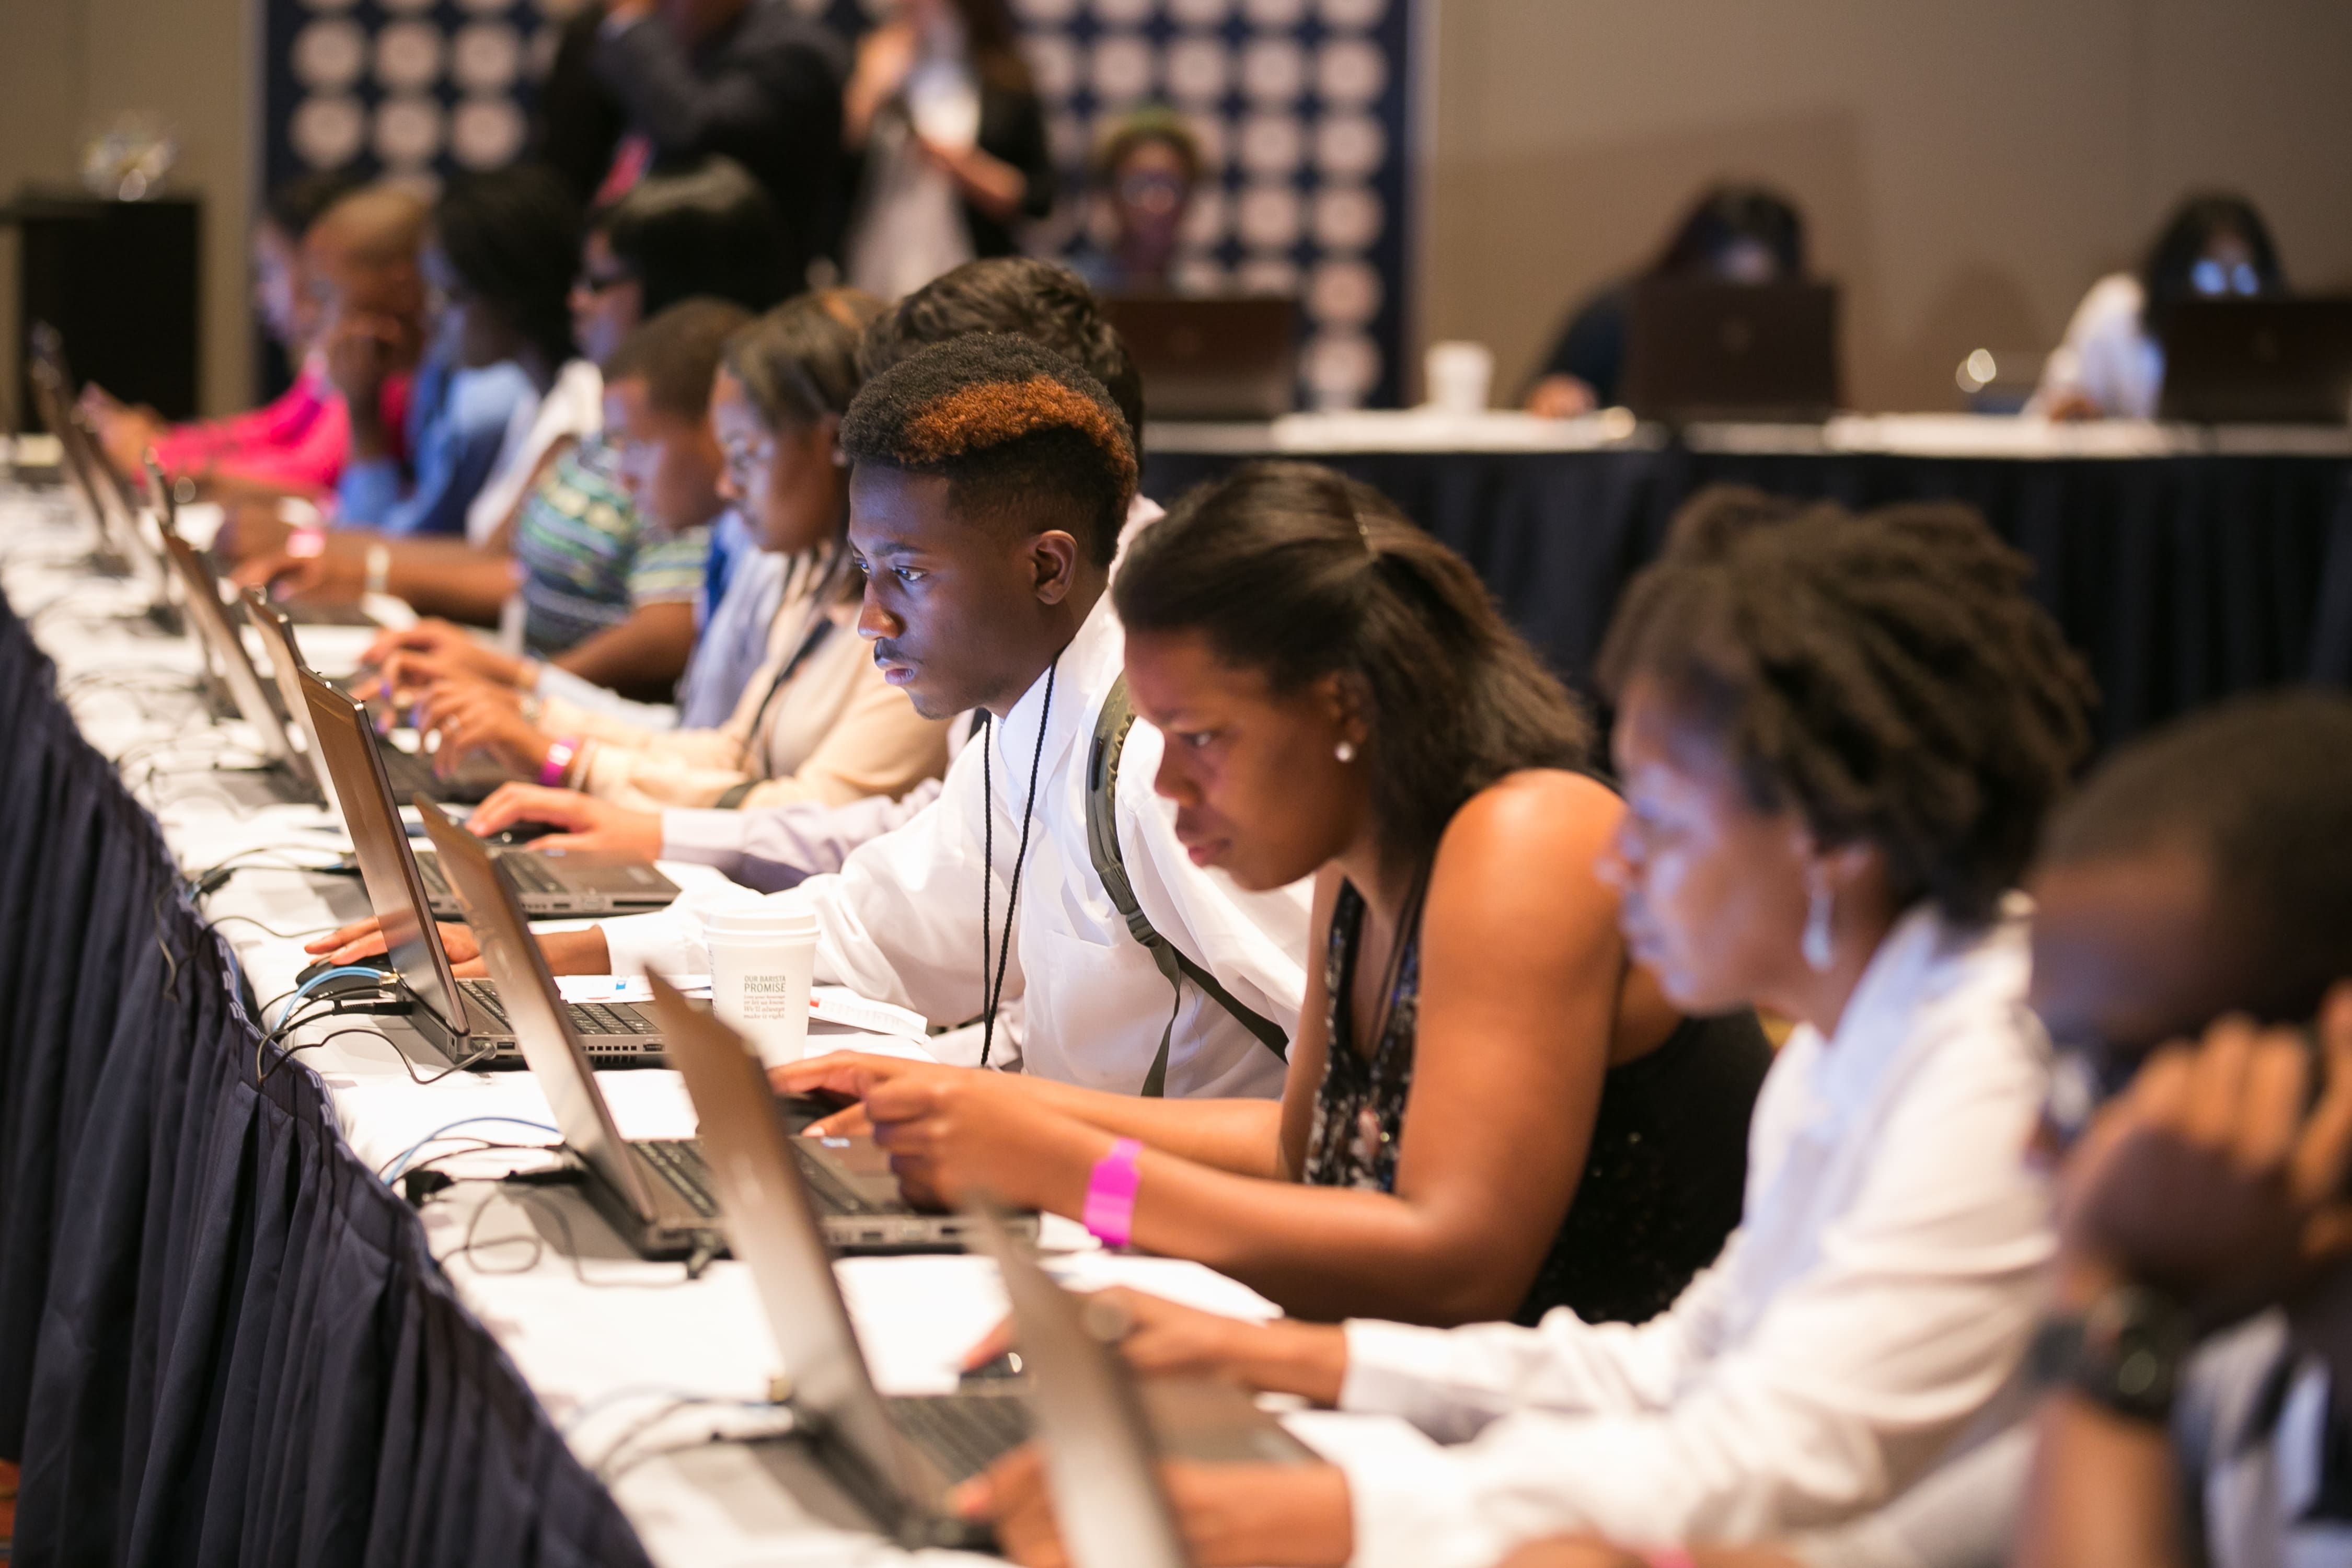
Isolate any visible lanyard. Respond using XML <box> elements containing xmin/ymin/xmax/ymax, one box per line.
<box><xmin>978</xmin><ymin>658</ymin><xmax>1056</xmax><ymax>1069</ymax></box>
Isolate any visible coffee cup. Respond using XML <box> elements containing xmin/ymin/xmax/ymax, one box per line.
<box><xmin>702</xmin><ymin>896</ymin><xmax>821</xmax><ymax>1068</ymax></box>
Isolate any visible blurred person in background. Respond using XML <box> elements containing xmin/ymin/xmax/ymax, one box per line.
<box><xmin>79</xmin><ymin>168</ymin><xmax>367</xmax><ymax>499</ymax></box>
<box><xmin>328</xmin><ymin>166</ymin><xmax>580</xmax><ymax>540</ymax></box>
<box><xmin>591</xmin><ymin>0</ymin><xmax>847</xmax><ymax>289</ymax></box>
<box><xmin>2031</xmin><ymin>193</ymin><xmax>2288</xmax><ymax>421</ymax></box>
<box><xmin>1073</xmin><ymin>105</ymin><xmax>1205</xmax><ymax>296</ymax></box>
<box><xmin>239</xmin><ymin>161</ymin><xmax>787</xmax><ymax>705</ymax></box>
<box><xmin>841</xmin><ymin>0</ymin><xmax>1055</xmax><ymax>302</ymax></box>
<box><xmin>1524</xmin><ymin>184</ymin><xmax>1806</xmax><ymax>418</ymax></box>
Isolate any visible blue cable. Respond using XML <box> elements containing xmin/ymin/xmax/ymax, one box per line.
<box><xmin>378</xmin><ymin>1116</ymin><xmax>562</xmax><ymax>1183</ymax></box>
<box><xmin>268</xmin><ymin>964</ymin><xmax>394</xmax><ymax>1031</ymax></box>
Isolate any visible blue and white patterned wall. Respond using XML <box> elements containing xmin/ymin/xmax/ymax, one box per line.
<box><xmin>264</xmin><ymin>0</ymin><xmax>1416</xmax><ymax>407</ymax></box>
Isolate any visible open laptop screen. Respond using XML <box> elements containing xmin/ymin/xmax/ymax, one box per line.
<box><xmin>296</xmin><ymin>665</ymin><xmax>467</xmax><ymax>1036</ymax></box>
<box><xmin>158</xmin><ymin>529</ymin><xmax>293</xmax><ymax>766</ymax></box>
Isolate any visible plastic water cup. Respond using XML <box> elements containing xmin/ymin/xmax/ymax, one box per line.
<box><xmin>702</xmin><ymin>896</ymin><xmax>820</xmax><ymax>1068</ymax></box>
<box><xmin>1424</xmin><ymin>341</ymin><xmax>1495</xmax><ymax>414</ymax></box>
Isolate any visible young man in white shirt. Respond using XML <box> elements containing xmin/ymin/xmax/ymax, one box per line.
<box><xmin>309</xmin><ymin>330</ymin><xmax>1305</xmax><ymax>1097</ymax></box>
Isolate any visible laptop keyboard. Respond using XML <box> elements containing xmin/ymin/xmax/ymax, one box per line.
<box><xmin>457</xmin><ymin>980</ymin><xmax>658</xmax><ymax>1037</ymax></box>
<box><xmin>884</xmin><ymin>1395</ymin><xmax>1031</xmax><ymax>1482</ymax></box>
<box><xmin>635</xmin><ymin>1138</ymin><xmax>721</xmax><ymax>1218</ymax></box>
<box><xmin>498</xmin><ymin>852</ymin><xmax>568</xmax><ymax>895</ymax></box>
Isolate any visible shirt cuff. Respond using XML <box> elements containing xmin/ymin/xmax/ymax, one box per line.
<box><xmin>599</xmin><ymin>907</ymin><xmax>701</xmax><ymax>979</ymax></box>
<box><xmin>1336</xmin><ymin>1443</ymin><xmax>1507</xmax><ymax>1568</ymax></box>
<box><xmin>1339</xmin><ymin>1318</ymin><xmax>1471</xmax><ymax>1418</ymax></box>
<box><xmin>659</xmin><ymin>808</ymin><xmax>749</xmax><ymax>871</ymax></box>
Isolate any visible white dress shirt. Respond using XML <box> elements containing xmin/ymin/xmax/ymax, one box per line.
<box><xmin>2030</xmin><ymin>272</ymin><xmax>2163</xmax><ymax>419</ymax></box>
<box><xmin>602</xmin><ymin>591</ymin><xmax>1309</xmax><ymax>1097</ymax></box>
<box><xmin>1330</xmin><ymin>901</ymin><xmax>2055</xmax><ymax>1566</ymax></box>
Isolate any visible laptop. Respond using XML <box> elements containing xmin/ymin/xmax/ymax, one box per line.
<box><xmin>2158</xmin><ymin>297</ymin><xmax>2352</xmax><ymax>424</ymax></box>
<box><xmin>243</xmin><ymin>587</ymin><xmax>506</xmax><ymax>813</ymax></box>
<box><xmin>29</xmin><ymin>338</ymin><xmax>173</xmax><ymax>609</ymax></box>
<box><xmin>1103</xmin><ymin>295</ymin><xmax>1298</xmax><ymax>421</ymax></box>
<box><xmin>295</xmin><ymin>667</ymin><xmax>678</xmax><ymax>1068</ymax></box>
<box><xmin>444</xmin><ymin>870</ymin><xmax>987</xmax><ymax>1261</ymax></box>
<box><xmin>1623</xmin><ymin>278</ymin><xmax>1841</xmax><ymax>422</ymax></box>
<box><xmin>155</xmin><ymin>526</ymin><xmax>318</xmax><ymax>802</ymax></box>
<box><xmin>296</xmin><ymin>663</ymin><xmax>677</xmax><ymax>922</ymax></box>
<box><xmin>966</xmin><ymin>1203</ymin><xmax>1321</xmax><ymax>1568</ymax></box>
<box><xmin>646</xmin><ymin>974</ymin><xmax>1033</xmax><ymax>1547</ymax></box>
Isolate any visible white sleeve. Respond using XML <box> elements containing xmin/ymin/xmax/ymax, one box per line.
<box><xmin>792</xmin><ymin>741</ymin><xmax>997</xmax><ymax>1028</ymax></box>
<box><xmin>658</xmin><ymin>779</ymin><xmax>949</xmax><ymax>886</ymax></box>
<box><xmin>1333</xmin><ymin>1042</ymin><xmax>2052</xmax><ymax>1564</ymax></box>
<box><xmin>533</xmin><ymin>662</ymin><xmax>679</xmax><ymax>730</ymax></box>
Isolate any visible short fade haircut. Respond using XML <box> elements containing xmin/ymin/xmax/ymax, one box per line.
<box><xmin>604</xmin><ymin>297</ymin><xmax>753</xmax><ymax>420</ymax></box>
<box><xmin>2041</xmin><ymin>690</ymin><xmax>2352</xmax><ymax>1021</ymax></box>
<box><xmin>858</xmin><ymin>257</ymin><xmax>1145</xmax><ymax>437</ymax></box>
<box><xmin>840</xmin><ymin>332</ymin><xmax>1138</xmax><ymax>568</ymax></box>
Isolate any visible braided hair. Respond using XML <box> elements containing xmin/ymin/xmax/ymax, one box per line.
<box><xmin>838</xmin><ymin>332</ymin><xmax>1137</xmax><ymax>567</ymax></box>
<box><xmin>1115</xmin><ymin>460</ymin><xmax>1592</xmax><ymax>870</ymax></box>
<box><xmin>1597</xmin><ymin>484</ymin><xmax>2095</xmax><ymax>926</ymax></box>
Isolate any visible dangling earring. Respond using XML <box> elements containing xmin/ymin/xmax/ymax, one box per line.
<box><xmin>1334</xmin><ymin>740</ymin><xmax>1356</xmax><ymax>763</ymax></box>
<box><xmin>1802</xmin><ymin>872</ymin><xmax>1836</xmax><ymax>974</ymax></box>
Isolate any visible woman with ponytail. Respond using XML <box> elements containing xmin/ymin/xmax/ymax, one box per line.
<box><xmin>776</xmin><ymin>460</ymin><xmax>1770</xmax><ymax>1329</ymax></box>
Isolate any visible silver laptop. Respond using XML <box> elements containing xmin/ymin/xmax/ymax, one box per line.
<box><xmin>649</xmin><ymin>975</ymin><xmax>1035</xmax><ymax>1547</ymax></box>
<box><xmin>967</xmin><ymin>1204</ymin><xmax>1319</xmax><ymax>1568</ymax></box>
<box><xmin>30</xmin><ymin>342</ymin><xmax>177</xmax><ymax>619</ymax></box>
<box><xmin>294</xmin><ymin>662</ymin><xmax>677</xmax><ymax>921</ymax></box>
<box><xmin>155</xmin><ymin>526</ymin><xmax>321</xmax><ymax>803</ymax></box>
<box><xmin>296</xmin><ymin>663</ymin><xmax>675</xmax><ymax>1068</ymax></box>
<box><xmin>442</xmin><ymin>878</ymin><xmax>978</xmax><ymax>1262</ymax></box>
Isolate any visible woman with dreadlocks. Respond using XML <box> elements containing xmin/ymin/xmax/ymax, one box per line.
<box><xmin>961</xmin><ymin>485</ymin><xmax>2098</xmax><ymax>1568</ymax></box>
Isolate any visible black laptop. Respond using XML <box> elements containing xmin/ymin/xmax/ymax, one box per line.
<box><xmin>1103</xmin><ymin>294</ymin><xmax>1299</xmax><ymax>421</ymax></box>
<box><xmin>1624</xmin><ymin>278</ymin><xmax>1841</xmax><ymax>422</ymax></box>
<box><xmin>2158</xmin><ymin>297</ymin><xmax>2352</xmax><ymax>424</ymax></box>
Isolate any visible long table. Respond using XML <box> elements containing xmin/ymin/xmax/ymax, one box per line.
<box><xmin>1142</xmin><ymin>411</ymin><xmax>2352</xmax><ymax>750</ymax></box>
<box><xmin>0</xmin><ymin>486</ymin><xmax>1383</xmax><ymax>1566</ymax></box>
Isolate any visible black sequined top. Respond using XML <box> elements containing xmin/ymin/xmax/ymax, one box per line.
<box><xmin>1301</xmin><ymin>879</ymin><xmax>1772</xmax><ymax>1327</ymax></box>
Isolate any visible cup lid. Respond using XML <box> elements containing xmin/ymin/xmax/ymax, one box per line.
<box><xmin>700</xmin><ymin>896</ymin><xmax>818</xmax><ymax>940</ymax></box>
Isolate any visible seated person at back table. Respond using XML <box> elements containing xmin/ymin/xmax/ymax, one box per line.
<box><xmin>308</xmin><ymin>332</ymin><xmax>1311</xmax><ymax>1096</ymax></box>
<box><xmin>80</xmin><ymin>168</ymin><xmax>365</xmax><ymax>498</ymax></box>
<box><xmin>2030</xmin><ymin>191</ymin><xmax>2288</xmax><ymax>421</ymax></box>
<box><xmin>238</xmin><ymin>160</ymin><xmax>790</xmax><ymax>709</ymax></box>
<box><xmin>409</xmin><ymin>290</ymin><xmax>952</xmax><ymax>815</ymax></box>
<box><xmin>1069</xmin><ymin>104</ymin><xmax>1204</xmax><ymax>296</ymax></box>
<box><xmin>365</xmin><ymin>298</ymin><xmax>771</xmax><ymax>729</ymax></box>
<box><xmin>322</xmin><ymin>168</ymin><xmax>580</xmax><ymax>543</ymax></box>
<box><xmin>1470</xmin><ymin>691</ymin><xmax>2352</xmax><ymax>1568</ymax></box>
<box><xmin>449</xmin><ymin>254</ymin><xmax>1156</xmax><ymax>885</ymax></box>
<box><xmin>1525</xmin><ymin>183</ymin><xmax>1805</xmax><ymax>419</ymax></box>
<box><xmin>774</xmin><ymin>459</ymin><xmax>1771</xmax><ymax>1328</ymax></box>
<box><xmin>961</xmin><ymin>487</ymin><xmax>2093</xmax><ymax>1568</ymax></box>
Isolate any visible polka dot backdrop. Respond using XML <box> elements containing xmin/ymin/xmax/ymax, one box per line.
<box><xmin>265</xmin><ymin>0</ymin><xmax>1415</xmax><ymax>406</ymax></box>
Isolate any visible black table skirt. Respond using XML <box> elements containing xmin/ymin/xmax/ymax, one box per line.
<box><xmin>0</xmin><ymin>590</ymin><xmax>651</xmax><ymax>1567</ymax></box>
<box><xmin>1144</xmin><ymin>446</ymin><xmax>2352</xmax><ymax>751</ymax></box>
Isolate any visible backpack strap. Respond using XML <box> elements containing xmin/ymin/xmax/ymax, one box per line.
<box><xmin>1086</xmin><ymin>673</ymin><xmax>1290</xmax><ymax>1097</ymax></box>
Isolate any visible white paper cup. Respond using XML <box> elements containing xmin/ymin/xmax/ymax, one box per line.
<box><xmin>702</xmin><ymin>896</ymin><xmax>820</xmax><ymax>1069</ymax></box>
<box><xmin>1423</xmin><ymin>340</ymin><xmax>1495</xmax><ymax>414</ymax></box>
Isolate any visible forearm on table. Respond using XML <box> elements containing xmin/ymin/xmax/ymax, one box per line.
<box><xmin>1017</xmin><ymin>1086</ymin><xmax>1285</xmax><ymax>1176</ymax></box>
<box><xmin>384</xmin><ymin>541</ymin><xmax>517</xmax><ymax>625</ymax></box>
<box><xmin>1125</xmin><ymin>1155</ymin><xmax>1544</xmax><ymax>1325</ymax></box>
<box><xmin>550</xmin><ymin>602</ymin><xmax>695</xmax><ymax>699</ymax></box>
<box><xmin>2013</xmin><ymin>1393</ymin><xmax>2187</xmax><ymax>1568</ymax></box>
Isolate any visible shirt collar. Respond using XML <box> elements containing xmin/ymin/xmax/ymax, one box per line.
<box><xmin>990</xmin><ymin>590</ymin><xmax>1120</xmax><ymax>783</ymax></box>
<box><xmin>1805</xmin><ymin>899</ymin><xmax>1977</xmax><ymax>1125</ymax></box>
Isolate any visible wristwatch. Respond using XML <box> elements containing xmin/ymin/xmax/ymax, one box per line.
<box><xmin>2030</xmin><ymin>1283</ymin><xmax>2197</xmax><ymax>1424</ymax></box>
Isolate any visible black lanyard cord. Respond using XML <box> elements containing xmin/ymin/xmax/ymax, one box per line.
<box><xmin>979</xmin><ymin>658</ymin><xmax>1056</xmax><ymax>1069</ymax></box>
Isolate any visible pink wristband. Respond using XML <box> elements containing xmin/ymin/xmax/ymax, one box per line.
<box><xmin>1081</xmin><ymin>1138</ymin><xmax>1145</xmax><ymax>1248</ymax></box>
<box><xmin>1641</xmin><ymin>1552</ymin><xmax>1697</xmax><ymax>1568</ymax></box>
<box><xmin>539</xmin><ymin>737</ymin><xmax>581</xmax><ymax>787</ymax></box>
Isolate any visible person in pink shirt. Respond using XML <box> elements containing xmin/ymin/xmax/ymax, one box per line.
<box><xmin>80</xmin><ymin>170</ymin><xmax>410</xmax><ymax>500</ymax></box>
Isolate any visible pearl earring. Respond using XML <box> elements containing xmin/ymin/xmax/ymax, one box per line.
<box><xmin>1334</xmin><ymin>740</ymin><xmax>1356</xmax><ymax>763</ymax></box>
<box><xmin>1802</xmin><ymin>876</ymin><xmax>1836</xmax><ymax>974</ymax></box>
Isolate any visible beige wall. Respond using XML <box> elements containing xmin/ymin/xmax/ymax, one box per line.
<box><xmin>0</xmin><ymin>0</ymin><xmax>253</xmax><ymax>422</ymax></box>
<box><xmin>1423</xmin><ymin>0</ymin><xmax>2352</xmax><ymax>412</ymax></box>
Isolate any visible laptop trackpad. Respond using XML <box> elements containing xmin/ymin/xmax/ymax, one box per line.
<box><xmin>797</xmin><ymin>1135</ymin><xmax>907</xmax><ymax>1206</ymax></box>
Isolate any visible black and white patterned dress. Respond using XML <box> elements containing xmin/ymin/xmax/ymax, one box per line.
<box><xmin>1301</xmin><ymin>879</ymin><xmax>1772</xmax><ymax>1327</ymax></box>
